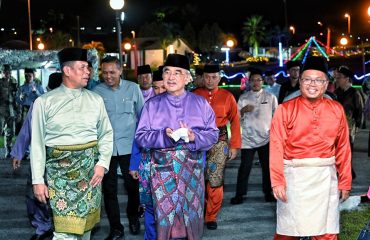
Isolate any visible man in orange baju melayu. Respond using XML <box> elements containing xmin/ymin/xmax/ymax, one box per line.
<box><xmin>270</xmin><ymin>56</ymin><xmax>352</xmax><ymax>240</ymax></box>
<box><xmin>193</xmin><ymin>64</ymin><xmax>241</xmax><ymax>230</ymax></box>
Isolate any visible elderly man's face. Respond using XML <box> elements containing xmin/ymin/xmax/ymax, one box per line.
<box><xmin>299</xmin><ymin>69</ymin><xmax>328</xmax><ymax>101</ymax></box>
<box><xmin>203</xmin><ymin>72</ymin><xmax>221</xmax><ymax>90</ymax></box>
<box><xmin>163</xmin><ymin>66</ymin><xmax>188</xmax><ymax>96</ymax></box>
<box><xmin>138</xmin><ymin>73</ymin><xmax>153</xmax><ymax>90</ymax></box>
<box><xmin>101</xmin><ymin>62</ymin><xmax>122</xmax><ymax>89</ymax></box>
<box><xmin>63</xmin><ymin>61</ymin><xmax>90</xmax><ymax>89</ymax></box>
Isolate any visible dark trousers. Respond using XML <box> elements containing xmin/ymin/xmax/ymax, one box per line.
<box><xmin>103</xmin><ymin>154</ymin><xmax>140</xmax><ymax>231</ymax></box>
<box><xmin>235</xmin><ymin>143</ymin><xmax>272</xmax><ymax>197</ymax></box>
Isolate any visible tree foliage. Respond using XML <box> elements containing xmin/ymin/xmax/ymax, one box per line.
<box><xmin>242</xmin><ymin>15</ymin><xmax>269</xmax><ymax>57</ymax></box>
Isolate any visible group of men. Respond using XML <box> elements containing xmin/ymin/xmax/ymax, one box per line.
<box><xmin>4</xmin><ymin>46</ymin><xmax>355</xmax><ymax>240</ymax></box>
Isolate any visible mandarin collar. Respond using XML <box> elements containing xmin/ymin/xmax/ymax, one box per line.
<box><xmin>299</xmin><ymin>95</ymin><xmax>324</xmax><ymax>109</ymax></box>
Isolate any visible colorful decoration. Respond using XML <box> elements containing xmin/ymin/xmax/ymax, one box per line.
<box><xmin>193</xmin><ymin>53</ymin><xmax>201</xmax><ymax>66</ymax></box>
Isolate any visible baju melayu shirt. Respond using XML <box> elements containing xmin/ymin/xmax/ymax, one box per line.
<box><xmin>30</xmin><ymin>84</ymin><xmax>113</xmax><ymax>184</ymax></box>
<box><xmin>94</xmin><ymin>79</ymin><xmax>144</xmax><ymax>156</ymax></box>
<box><xmin>141</xmin><ymin>87</ymin><xmax>155</xmax><ymax>102</ymax></box>
<box><xmin>135</xmin><ymin>91</ymin><xmax>219</xmax><ymax>151</ymax></box>
<box><xmin>238</xmin><ymin>89</ymin><xmax>277</xmax><ymax>149</ymax></box>
<box><xmin>193</xmin><ymin>87</ymin><xmax>241</xmax><ymax>149</ymax></box>
<box><xmin>269</xmin><ymin>96</ymin><xmax>352</xmax><ymax>190</ymax></box>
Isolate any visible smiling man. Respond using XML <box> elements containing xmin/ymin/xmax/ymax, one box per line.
<box><xmin>94</xmin><ymin>56</ymin><xmax>144</xmax><ymax>239</ymax></box>
<box><xmin>30</xmin><ymin>47</ymin><xmax>113</xmax><ymax>239</ymax></box>
<box><xmin>270</xmin><ymin>56</ymin><xmax>352</xmax><ymax>240</ymax></box>
<box><xmin>135</xmin><ymin>53</ymin><xmax>219</xmax><ymax>240</ymax></box>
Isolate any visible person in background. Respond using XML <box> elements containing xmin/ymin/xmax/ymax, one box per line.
<box><xmin>85</xmin><ymin>61</ymin><xmax>100</xmax><ymax>90</ymax></box>
<box><xmin>270</xmin><ymin>56</ymin><xmax>351</xmax><ymax>240</ymax></box>
<box><xmin>364</xmin><ymin>97</ymin><xmax>370</xmax><ymax>157</ymax></box>
<box><xmin>135</xmin><ymin>53</ymin><xmax>219</xmax><ymax>240</ymax></box>
<box><xmin>11</xmin><ymin>72</ymin><xmax>62</xmax><ymax>240</ymax></box>
<box><xmin>151</xmin><ymin>66</ymin><xmax>166</xmax><ymax>95</ymax></box>
<box><xmin>17</xmin><ymin>68</ymin><xmax>44</xmax><ymax>124</ymax></box>
<box><xmin>193</xmin><ymin>63</ymin><xmax>241</xmax><ymax>230</ymax></box>
<box><xmin>230</xmin><ymin>68</ymin><xmax>277</xmax><ymax>205</ymax></box>
<box><xmin>278</xmin><ymin>60</ymin><xmax>300</xmax><ymax>104</ymax></box>
<box><xmin>137</xmin><ymin>64</ymin><xmax>154</xmax><ymax>101</ymax></box>
<box><xmin>193</xmin><ymin>67</ymin><xmax>204</xmax><ymax>89</ymax></box>
<box><xmin>94</xmin><ymin>56</ymin><xmax>144</xmax><ymax>240</ymax></box>
<box><xmin>264</xmin><ymin>70</ymin><xmax>281</xmax><ymax>99</ymax></box>
<box><xmin>0</xmin><ymin>64</ymin><xmax>18</xmax><ymax>158</ymax></box>
<box><xmin>334</xmin><ymin>66</ymin><xmax>364</xmax><ymax>180</ymax></box>
<box><xmin>128</xmin><ymin>65</ymin><xmax>165</xmax><ymax>240</ymax></box>
<box><xmin>30</xmin><ymin>47</ymin><xmax>113</xmax><ymax>240</ymax></box>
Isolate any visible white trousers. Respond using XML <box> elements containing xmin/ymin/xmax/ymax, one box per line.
<box><xmin>53</xmin><ymin>230</ymin><xmax>91</xmax><ymax>240</ymax></box>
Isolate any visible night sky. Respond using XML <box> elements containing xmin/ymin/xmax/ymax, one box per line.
<box><xmin>0</xmin><ymin>0</ymin><xmax>369</xmax><ymax>45</ymax></box>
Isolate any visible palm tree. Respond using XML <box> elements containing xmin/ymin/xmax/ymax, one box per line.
<box><xmin>241</xmin><ymin>15</ymin><xmax>269</xmax><ymax>57</ymax></box>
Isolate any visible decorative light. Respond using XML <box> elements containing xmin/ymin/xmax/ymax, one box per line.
<box><xmin>340</xmin><ymin>37</ymin><xmax>348</xmax><ymax>46</ymax></box>
<box><xmin>37</xmin><ymin>42</ymin><xmax>45</xmax><ymax>50</ymax></box>
<box><xmin>123</xmin><ymin>42</ymin><xmax>131</xmax><ymax>50</ymax></box>
<box><xmin>226</xmin><ymin>40</ymin><xmax>234</xmax><ymax>48</ymax></box>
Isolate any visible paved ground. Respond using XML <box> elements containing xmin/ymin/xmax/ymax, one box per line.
<box><xmin>0</xmin><ymin>129</ymin><xmax>369</xmax><ymax>240</ymax></box>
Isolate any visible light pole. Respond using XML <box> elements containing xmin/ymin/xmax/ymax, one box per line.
<box><xmin>110</xmin><ymin>0</ymin><xmax>125</xmax><ymax>67</ymax></box>
<box><xmin>344</xmin><ymin>13</ymin><xmax>351</xmax><ymax>34</ymax></box>
<box><xmin>27</xmin><ymin>0</ymin><xmax>32</xmax><ymax>50</ymax></box>
<box><xmin>131</xmin><ymin>30</ymin><xmax>138</xmax><ymax>74</ymax></box>
<box><xmin>289</xmin><ymin>26</ymin><xmax>295</xmax><ymax>35</ymax></box>
<box><xmin>317</xmin><ymin>21</ymin><xmax>331</xmax><ymax>54</ymax></box>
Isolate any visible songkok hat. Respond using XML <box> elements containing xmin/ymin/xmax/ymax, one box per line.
<box><xmin>3</xmin><ymin>64</ymin><xmax>12</xmax><ymax>72</ymax></box>
<box><xmin>58</xmin><ymin>47</ymin><xmax>88</xmax><ymax>64</ymax></box>
<box><xmin>337</xmin><ymin>66</ymin><xmax>354</xmax><ymax>79</ymax></box>
<box><xmin>47</xmin><ymin>72</ymin><xmax>63</xmax><ymax>90</ymax></box>
<box><xmin>195</xmin><ymin>67</ymin><xmax>203</xmax><ymax>75</ymax></box>
<box><xmin>24</xmin><ymin>68</ymin><xmax>35</xmax><ymax>74</ymax></box>
<box><xmin>164</xmin><ymin>54</ymin><xmax>190</xmax><ymax>70</ymax></box>
<box><xmin>286</xmin><ymin>60</ymin><xmax>301</xmax><ymax>70</ymax></box>
<box><xmin>137</xmin><ymin>64</ymin><xmax>152</xmax><ymax>75</ymax></box>
<box><xmin>152</xmin><ymin>67</ymin><xmax>163</xmax><ymax>82</ymax></box>
<box><xmin>301</xmin><ymin>56</ymin><xmax>328</xmax><ymax>74</ymax></box>
<box><xmin>249</xmin><ymin>67</ymin><xmax>263</xmax><ymax>77</ymax></box>
<box><xmin>203</xmin><ymin>64</ymin><xmax>220</xmax><ymax>73</ymax></box>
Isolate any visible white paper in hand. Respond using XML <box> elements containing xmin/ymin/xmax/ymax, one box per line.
<box><xmin>171</xmin><ymin>128</ymin><xmax>189</xmax><ymax>142</ymax></box>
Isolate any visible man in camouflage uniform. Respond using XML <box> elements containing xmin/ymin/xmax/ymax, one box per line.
<box><xmin>0</xmin><ymin>64</ymin><xmax>18</xmax><ymax>158</ymax></box>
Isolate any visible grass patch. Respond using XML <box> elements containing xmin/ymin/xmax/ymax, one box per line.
<box><xmin>340</xmin><ymin>203</ymin><xmax>370</xmax><ymax>240</ymax></box>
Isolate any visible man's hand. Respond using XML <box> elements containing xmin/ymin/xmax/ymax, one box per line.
<box><xmin>129</xmin><ymin>170</ymin><xmax>139</xmax><ymax>180</ymax></box>
<box><xmin>339</xmin><ymin>190</ymin><xmax>350</xmax><ymax>202</ymax></box>
<box><xmin>241</xmin><ymin>105</ymin><xmax>254</xmax><ymax>115</ymax></box>
<box><xmin>228</xmin><ymin>148</ymin><xmax>238</xmax><ymax>160</ymax></box>
<box><xmin>272</xmin><ymin>185</ymin><xmax>287</xmax><ymax>202</ymax></box>
<box><xmin>90</xmin><ymin>165</ymin><xmax>105</xmax><ymax>187</ymax></box>
<box><xmin>33</xmin><ymin>184</ymin><xmax>49</xmax><ymax>204</ymax></box>
<box><xmin>165</xmin><ymin>128</ymin><xmax>173</xmax><ymax>138</ymax></box>
<box><xmin>12</xmin><ymin>158</ymin><xmax>21</xmax><ymax>170</ymax></box>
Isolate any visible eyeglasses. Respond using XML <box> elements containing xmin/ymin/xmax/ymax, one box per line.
<box><xmin>301</xmin><ymin>78</ymin><xmax>328</xmax><ymax>86</ymax></box>
<box><xmin>163</xmin><ymin>70</ymin><xmax>185</xmax><ymax>79</ymax></box>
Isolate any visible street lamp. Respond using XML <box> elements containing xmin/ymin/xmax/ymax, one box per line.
<box><xmin>289</xmin><ymin>26</ymin><xmax>295</xmax><ymax>34</ymax></box>
<box><xmin>27</xmin><ymin>0</ymin><xmax>32</xmax><ymax>50</ymax></box>
<box><xmin>344</xmin><ymin>13</ymin><xmax>351</xmax><ymax>34</ymax></box>
<box><xmin>110</xmin><ymin>0</ymin><xmax>125</xmax><ymax>67</ymax></box>
<box><xmin>317</xmin><ymin>21</ymin><xmax>331</xmax><ymax>54</ymax></box>
<box><xmin>131</xmin><ymin>30</ymin><xmax>138</xmax><ymax>74</ymax></box>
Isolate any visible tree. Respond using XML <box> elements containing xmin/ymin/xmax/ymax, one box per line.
<box><xmin>242</xmin><ymin>15</ymin><xmax>269</xmax><ymax>57</ymax></box>
<box><xmin>44</xmin><ymin>31</ymin><xmax>72</xmax><ymax>50</ymax></box>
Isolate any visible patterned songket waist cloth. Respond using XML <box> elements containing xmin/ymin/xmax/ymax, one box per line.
<box><xmin>46</xmin><ymin>141</ymin><xmax>101</xmax><ymax>235</ymax></box>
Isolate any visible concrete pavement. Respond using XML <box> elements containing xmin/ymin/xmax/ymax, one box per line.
<box><xmin>0</xmin><ymin>128</ymin><xmax>369</xmax><ymax>239</ymax></box>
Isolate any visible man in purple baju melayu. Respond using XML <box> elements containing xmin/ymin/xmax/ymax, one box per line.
<box><xmin>135</xmin><ymin>53</ymin><xmax>219</xmax><ymax>240</ymax></box>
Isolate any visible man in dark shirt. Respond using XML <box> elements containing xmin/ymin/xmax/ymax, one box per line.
<box><xmin>278</xmin><ymin>60</ymin><xmax>301</xmax><ymax>104</ymax></box>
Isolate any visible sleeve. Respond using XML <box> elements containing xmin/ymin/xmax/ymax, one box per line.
<box><xmin>135</xmin><ymin>85</ymin><xmax>145</xmax><ymax>119</ymax></box>
<box><xmin>135</xmin><ymin>103</ymin><xmax>175</xmax><ymax>149</ymax></box>
<box><xmin>95</xmin><ymin>98</ymin><xmax>114</xmax><ymax>171</ymax></box>
<box><xmin>10</xmin><ymin>104</ymin><xmax>33</xmax><ymax>161</ymax></box>
<box><xmin>188</xmin><ymin>102</ymin><xmax>219</xmax><ymax>151</ymax></box>
<box><xmin>30</xmin><ymin>98</ymin><xmax>47</xmax><ymax>184</ymax></box>
<box><xmin>335</xmin><ymin>109</ymin><xmax>352</xmax><ymax>190</ymax></box>
<box><xmin>353</xmin><ymin>90</ymin><xmax>364</xmax><ymax>128</ymax></box>
<box><xmin>269</xmin><ymin>105</ymin><xmax>287</xmax><ymax>188</ymax></box>
<box><xmin>271</xmin><ymin>95</ymin><xmax>278</xmax><ymax>114</ymax></box>
<box><xmin>227</xmin><ymin>94</ymin><xmax>241</xmax><ymax>149</ymax></box>
<box><xmin>129</xmin><ymin>140</ymin><xmax>141</xmax><ymax>171</ymax></box>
